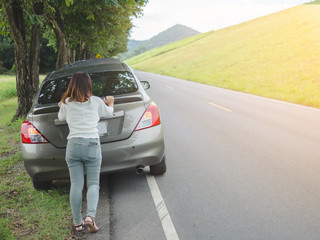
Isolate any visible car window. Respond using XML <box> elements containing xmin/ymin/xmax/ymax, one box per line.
<box><xmin>38</xmin><ymin>71</ymin><xmax>138</xmax><ymax>104</ymax></box>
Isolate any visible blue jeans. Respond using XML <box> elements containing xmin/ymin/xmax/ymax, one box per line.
<box><xmin>66</xmin><ymin>137</ymin><xmax>102</xmax><ymax>225</ymax></box>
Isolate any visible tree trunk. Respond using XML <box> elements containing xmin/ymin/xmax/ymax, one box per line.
<box><xmin>87</xmin><ymin>50</ymin><xmax>94</xmax><ymax>59</ymax></box>
<box><xmin>75</xmin><ymin>40</ymin><xmax>88</xmax><ymax>61</ymax></box>
<box><xmin>69</xmin><ymin>48</ymin><xmax>74</xmax><ymax>63</ymax></box>
<box><xmin>75</xmin><ymin>43</ymin><xmax>80</xmax><ymax>61</ymax></box>
<box><xmin>75</xmin><ymin>43</ymin><xmax>81</xmax><ymax>61</ymax></box>
<box><xmin>82</xmin><ymin>46</ymin><xmax>87</xmax><ymax>60</ymax></box>
<box><xmin>46</xmin><ymin>7</ymin><xmax>69</xmax><ymax>69</ymax></box>
<box><xmin>55</xmin><ymin>31</ymin><xmax>69</xmax><ymax>69</ymax></box>
<box><xmin>29</xmin><ymin>1</ymin><xmax>43</xmax><ymax>94</ymax></box>
<box><xmin>29</xmin><ymin>24</ymin><xmax>41</xmax><ymax>94</ymax></box>
<box><xmin>3</xmin><ymin>0</ymin><xmax>40</xmax><ymax>120</ymax></box>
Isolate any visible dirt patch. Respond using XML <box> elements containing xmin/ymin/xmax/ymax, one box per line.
<box><xmin>13</xmin><ymin>219</ymin><xmax>38</xmax><ymax>239</ymax></box>
<box><xmin>0</xmin><ymin>138</ymin><xmax>20</xmax><ymax>158</ymax></box>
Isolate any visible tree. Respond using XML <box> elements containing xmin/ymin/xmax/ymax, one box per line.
<box><xmin>1</xmin><ymin>0</ymin><xmax>148</xmax><ymax>120</ymax></box>
<box><xmin>0</xmin><ymin>35</ymin><xmax>56</xmax><ymax>73</ymax></box>
<box><xmin>44</xmin><ymin>0</ymin><xmax>147</xmax><ymax>68</ymax></box>
<box><xmin>0</xmin><ymin>8</ymin><xmax>14</xmax><ymax>71</ymax></box>
<box><xmin>39</xmin><ymin>38</ymin><xmax>56</xmax><ymax>73</ymax></box>
<box><xmin>44</xmin><ymin>2</ymin><xmax>69</xmax><ymax>69</ymax></box>
<box><xmin>2</xmin><ymin>0</ymin><xmax>44</xmax><ymax>120</ymax></box>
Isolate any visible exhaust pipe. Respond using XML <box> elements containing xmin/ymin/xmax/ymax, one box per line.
<box><xmin>136</xmin><ymin>165</ymin><xmax>145</xmax><ymax>174</ymax></box>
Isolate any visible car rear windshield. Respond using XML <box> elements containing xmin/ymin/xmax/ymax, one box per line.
<box><xmin>38</xmin><ymin>71</ymin><xmax>138</xmax><ymax>104</ymax></box>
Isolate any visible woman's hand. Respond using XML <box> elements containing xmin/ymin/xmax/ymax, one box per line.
<box><xmin>104</xmin><ymin>96</ymin><xmax>114</xmax><ymax>107</ymax></box>
<box><xmin>58</xmin><ymin>101</ymin><xmax>63</xmax><ymax>108</ymax></box>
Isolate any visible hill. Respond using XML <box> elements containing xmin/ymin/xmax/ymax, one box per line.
<box><xmin>126</xmin><ymin>3</ymin><xmax>320</xmax><ymax>108</ymax></box>
<box><xmin>119</xmin><ymin>24</ymin><xmax>200</xmax><ymax>59</ymax></box>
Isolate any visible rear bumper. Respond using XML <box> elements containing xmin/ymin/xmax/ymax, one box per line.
<box><xmin>22</xmin><ymin>125</ymin><xmax>165</xmax><ymax>182</ymax></box>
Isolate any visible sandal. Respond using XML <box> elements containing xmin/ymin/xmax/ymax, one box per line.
<box><xmin>85</xmin><ymin>216</ymin><xmax>99</xmax><ymax>233</ymax></box>
<box><xmin>72</xmin><ymin>222</ymin><xmax>88</xmax><ymax>237</ymax></box>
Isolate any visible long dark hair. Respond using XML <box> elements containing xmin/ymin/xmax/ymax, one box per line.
<box><xmin>61</xmin><ymin>72</ymin><xmax>92</xmax><ymax>103</ymax></box>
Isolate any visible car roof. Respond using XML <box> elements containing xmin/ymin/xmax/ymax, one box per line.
<box><xmin>48</xmin><ymin>58</ymin><xmax>131</xmax><ymax>80</ymax></box>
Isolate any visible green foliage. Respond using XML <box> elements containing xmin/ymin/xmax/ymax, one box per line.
<box><xmin>0</xmin><ymin>35</ymin><xmax>14</xmax><ymax>70</ymax></box>
<box><xmin>10</xmin><ymin>64</ymin><xmax>15</xmax><ymax>72</ymax></box>
<box><xmin>1</xmin><ymin>0</ymin><xmax>148</xmax><ymax>71</ymax></box>
<box><xmin>0</xmin><ymin>35</ymin><xmax>57</xmax><ymax>73</ymax></box>
<box><xmin>65</xmin><ymin>0</ymin><xmax>74</xmax><ymax>7</ymax></box>
<box><xmin>0</xmin><ymin>0</ymin><xmax>148</xmax><ymax>119</ymax></box>
<box><xmin>45</xmin><ymin>0</ymin><xmax>148</xmax><ymax>58</ymax></box>
<box><xmin>0</xmin><ymin>8</ymin><xmax>10</xmax><ymax>36</ymax></box>
<box><xmin>39</xmin><ymin>38</ymin><xmax>56</xmax><ymax>73</ymax></box>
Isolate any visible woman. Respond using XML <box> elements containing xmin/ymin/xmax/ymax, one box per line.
<box><xmin>58</xmin><ymin>72</ymin><xmax>114</xmax><ymax>234</ymax></box>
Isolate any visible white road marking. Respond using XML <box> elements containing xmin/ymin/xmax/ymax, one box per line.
<box><xmin>208</xmin><ymin>101</ymin><xmax>232</xmax><ymax>112</ymax></box>
<box><xmin>145</xmin><ymin>171</ymin><xmax>180</xmax><ymax>240</ymax></box>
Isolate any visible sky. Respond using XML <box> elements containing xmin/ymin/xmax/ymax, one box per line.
<box><xmin>130</xmin><ymin>0</ymin><xmax>312</xmax><ymax>40</ymax></box>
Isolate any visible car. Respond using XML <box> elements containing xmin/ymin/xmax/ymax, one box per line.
<box><xmin>21</xmin><ymin>58</ymin><xmax>166</xmax><ymax>190</ymax></box>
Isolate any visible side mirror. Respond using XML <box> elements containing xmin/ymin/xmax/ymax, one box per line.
<box><xmin>140</xmin><ymin>81</ymin><xmax>150</xmax><ymax>90</ymax></box>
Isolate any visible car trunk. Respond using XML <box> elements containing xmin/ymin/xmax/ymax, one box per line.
<box><xmin>30</xmin><ymin>93</ymin><xmax>146</xmax><ymax>148</ymax></box>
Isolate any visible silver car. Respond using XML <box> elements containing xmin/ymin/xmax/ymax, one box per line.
<box><xmin>21</xmin><ymin>58</ymin><xmax>166</xmax><ymax>190</ymax></box>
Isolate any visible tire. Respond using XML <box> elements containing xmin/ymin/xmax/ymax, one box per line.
<box><xmin>150</xmin><ymin>156</ymin><xmax>167</xmax><ymax>175</ymax></box>
<box><xmin>32</xmin><ymin>180</ymin><xmax>53</xmax><ymax>191</ymax></box>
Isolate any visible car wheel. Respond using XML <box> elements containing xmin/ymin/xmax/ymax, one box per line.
<box><xmin>32</xmin><ymin>180</ymin><xmax>53</xmax><ymax>190</ymax></box>
<box><xmin>150</xmin><ymin>156</ymin><xmax>167</xmax><ymax>175</ymax></box>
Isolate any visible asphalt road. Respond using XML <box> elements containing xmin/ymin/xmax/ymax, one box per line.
<box><xmin>98</xmin><ymin>71</ymin><xmax>320</xmax><ymax>240</ymax></box>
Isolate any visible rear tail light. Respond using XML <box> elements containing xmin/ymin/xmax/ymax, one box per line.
<box><xmin>135</xmin><ymin>102</ymin><xmax>161</xmax><ymax>131</ymax></box>
<box><xmin>21</xmin><ymin>120</ymin><xmax>49</xmax><ymax>144</ymax></box>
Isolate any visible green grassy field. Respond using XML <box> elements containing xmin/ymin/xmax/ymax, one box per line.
<box><xmin>127</xmin><ymin>4</ymin><xmax>320</xmax><ymax>108</ymax></box>
<box><xmin>0</xmin><ymin>75</ymin><xmax>17</xmax><ymax>102</ymax></box>
<box><xmin>0</xmin><ymin>75</ymin><xmax>73</xmax><ymax>239</ymax></box>
<box><xmin>0</xmin><ymin>75</ymin><xmax>46</xmax><ymax>102</ymax></box>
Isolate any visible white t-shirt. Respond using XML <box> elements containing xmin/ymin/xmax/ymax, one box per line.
<box><xmin>58</xmin><ymin>96</ymin><xmax>114</xmax><ymax>139</ymax></box>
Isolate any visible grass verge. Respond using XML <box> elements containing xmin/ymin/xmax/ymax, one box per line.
<box><xmin>0</xmin><ymin>79</ymin><xmax>75</xmax><ymax>239</ymax></box>
<box><xmin>0</xmin><ymin>75</ymin><xmax>46</xmax><ymax>102</ymax></box>
<box><xmin>0</xmin><ymin>75</ymin><xmax>17</xmax><ymax>102</ymax></box>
